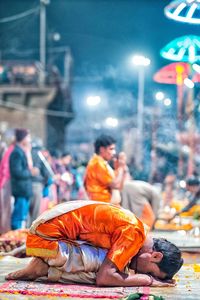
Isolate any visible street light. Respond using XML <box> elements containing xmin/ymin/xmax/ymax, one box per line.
<box><xmin>132</xmin><ymin>55</ymin><xmax>150</xmax><ymax>66</ymax></box>
<box><xmin>192</xmin><ymin>63</ymin><xmax>200</xmax><ymax>73</ymax></box>
<box><xmin>163</xmin><ymin>97</ymin><xmax>172</xmax><ymax>106</ymax></box>
<box><xmin>86</xmin><ymin>95</ymin><xmax>101</xmax><ymax>106</ymax></box>
<box><xmin>155</xmin><ymin>91</ymin><xmax>165</xmax><ymax>101</ymax></box>
<box><xmin>132</xmin><ymin>54</ymin><xmax>151</xmax><ymax>170</ymax></box>
<box><xmin>39</xmin><ymin>0</ymin><xmax>50</xmax><ymax>85</ymax></box>
<box><xmin>105</xmin><ymin>117</ymin><xmax>118</xmax><ymax>128</ymax></box>
<box><xmin>184</xmin><ymin>77</ymin><xmax>195</xmax><ymax>88</ymax></box>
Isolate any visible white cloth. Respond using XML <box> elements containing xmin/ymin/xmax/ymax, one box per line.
<box><xmin>45</xmin><ymin>241</ymin><xmax>107</xmax><ymax>284</ymax></box>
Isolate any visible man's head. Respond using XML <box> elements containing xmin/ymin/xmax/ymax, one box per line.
<box><xmin>186</xmin><ymin>175</ymin><xmax>200</xmax><ymax>194</ymax></box>
<box><xmin>61</xmin><ymin>151</ymin><xmax>72</xmax><ymax>166</ymax></box>
<box><xmin>136</xmin><ymin>238</ymin><xmax>183</xmax><ymax>280</ymax></box>
<box><xmin>15</xmin><ymin>128</ymin><xmax>31</xmax><ymax>148</ymax></box>
<box><xmin>94</xmin><ymin>134</ymin><xmax>116</xmax><ymax>161</ymax></box>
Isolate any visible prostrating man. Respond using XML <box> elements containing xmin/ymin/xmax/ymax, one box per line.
<box><xmin>6</xmin><ymin>200</ymin><xmax>183</xmax><ymax>287</ymax></box>
<box><xmin>84</xmin><ymin>134</ymin><xmax>127</xmax><ymax>203</ymax></box>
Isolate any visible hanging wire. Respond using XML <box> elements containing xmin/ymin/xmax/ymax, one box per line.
<box><xmin>0</xmin><ymin>5</ymin><xmax>40</xmax><ymax>55</ymax></box>
<box><xmin>0</xmin><ymin>7</ymin><xmax>40</xmax><ymax>23</ymax></box>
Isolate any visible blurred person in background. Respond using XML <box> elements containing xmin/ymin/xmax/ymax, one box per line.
<box><xmin>27</xmin><ymin>141</ymin><xmax>52</xmax><ymax>226</ymax></box>
<box><xmin>70</xmin><ymin>157</ymin><xmax>85</xmax><ymax>200</ymax></box>
<box><xmin>0</xmin><ymin>141</ymin><xmax>7</xmax><ymax>161</ymax></box>
<box><xmin>0</xmin><ymin>139</ymin><xmax>15</xmax><ymax>233</ymax></box>
<box><xmin>57</xmin><ymin>151</ymin><xmax>73</xmax><ymax>202</ymax></box>
<box><xmin>39</xmin><ymin>149</ymin><xmax>59</xmax><ymax>213</ymax></box>
<box><xmin>84</xmin><ymin>134</ymin><xmax>127</xmax><ymax>204</ymax></box>
<box><xmin>169</xmin><ymin>175</ymin><xmax>200</xmax><ymax>220</ymax></box>
<box><xmin>121</xmin><ymin>180</ymin><xmax>161</xmax><ymax>229</ymax></box>
<box><xmin>162</xmin><ymin>174</ymin><xmax>177</xmax><ymax>207</ymax></box>
<box><xmin>9</xmin><ymin>129</ymin><xmax>39</xmax><ymax>229</ymax></box>
<box><xmin>49</xmin><ymin>150</ymin><xmax>63</xmax><ymax>203</ymax></box>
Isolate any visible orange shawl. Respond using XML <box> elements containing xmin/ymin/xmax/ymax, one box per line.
<box><xmin>84</xmin><ymin>154</ymin><xmax>114</xmax><ymax>202</ymax></box>
<box><xmin>27</xmin><ymin>201</ymin><xmax>148</xmax><ymax>271</ymax></box>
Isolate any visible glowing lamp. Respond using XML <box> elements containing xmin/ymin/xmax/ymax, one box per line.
<box><xmin>86</xmin><ymin>96</ymin><xmax>101</xmax><ymax>106</ymax></box>
<box><xmin>153</xmin><ymin>62</ymin><xmax>191</xmax><ymax>130</ymax></box>
<box><xmin>105</xmin><ymin>117</ymin><xmax>118</xmax><ymax>127</ymax></box>
<box><xmin>184</xmin><ymin>77</ymin><xmax>195</xmax><ymax>88</ymax></box>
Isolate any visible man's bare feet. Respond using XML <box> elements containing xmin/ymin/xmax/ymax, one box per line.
<box><xmin>5</xmin><ymin>257</ymin><xmax>48</xmax><ymax>281</ymax></box>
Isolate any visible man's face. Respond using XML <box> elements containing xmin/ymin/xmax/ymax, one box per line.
<box><xmin>99</xmin><ymin>144</ymin><xmax>116</xmax><ymax>161</ymax></box>
<box><xmin>136</xmin><ymin>252</ymin><xmax>167</xmax><ymax>280</ymax></box>
<box><xmin>186</xmin><ymin>184</ymin><xmax>199</xmax><ymax>194</ymax></box>
<box><xmin>22</xmin><ymin>134</ymin><xmax>31</xmax><ymax>149</ymax></box>
<box><xmin>62</xmin><ymin>155</ymin><xmax>72</xmax><ymax>166</ymax></box>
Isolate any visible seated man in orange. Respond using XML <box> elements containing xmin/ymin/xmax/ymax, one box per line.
<box><xmin>84</xmin><ymin>134</ymin><xmax>127</xmax><ymax>203</ymax></box>
<box><xmin>6</xmin><ymin>200</ymin><xmax>183</xmax><ymax>287</ymax></box>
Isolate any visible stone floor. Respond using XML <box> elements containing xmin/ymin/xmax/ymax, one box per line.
<box><xmin>0</xmin><ymin>255</ymin><xmax>200</xmax><ymax>300</ymax></box>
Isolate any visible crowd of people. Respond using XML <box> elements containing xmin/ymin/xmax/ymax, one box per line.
<box><xmin>0</xmin><ymin>128</ymin><xmax>86</xmax><ymax>234</ymax></box>
<box><xmin>0</xmin><ymin>129</ymin><xmax>193</xmax><ymax>288</ymax></box>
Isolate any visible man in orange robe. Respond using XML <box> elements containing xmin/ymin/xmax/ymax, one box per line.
<box><xmin>84</xmin><ymin>135</ymin><xmax>127</xmax><ymax>203</ymax></box>
<box><xmin>6</xmin><ymin>201</ymin><xmax>183</xmax><ymax>287</ymax></box>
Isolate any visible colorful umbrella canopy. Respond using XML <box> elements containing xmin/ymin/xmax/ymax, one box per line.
<box><xmin>153</xmin><ymin>62</ymin><xmax>190</xmax><ymax>85</ymax></box>
<box><xmin>165</xmin><ymin>0</ymin><xmax>200</xmax><ymax>24</ymax></box>
<box><xmin>154</xmin><ymin>62</ymin><xmax>200</xmax><ymax>84</ymax></box>
<box><xmin>160</xmin><ymin>35</ymin><xmax>200</xmax><ymax>63</ymax></box>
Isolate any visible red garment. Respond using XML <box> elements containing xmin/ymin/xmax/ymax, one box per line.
<box><xmin>0</xmin><ymin>144</ymin><xmax>14</xmax><ymax>189</ymax></box>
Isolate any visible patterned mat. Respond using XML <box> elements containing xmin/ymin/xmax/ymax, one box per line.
<box><xmin>0</xmin><ymin>281</ymin><xmax>150</xmax><ymax>298</ymax></box>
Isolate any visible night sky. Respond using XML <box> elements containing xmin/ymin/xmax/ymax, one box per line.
<box><xmin>0</xmin><ymin>0</ymin><xmax>200</xmax><ymax>139</ymax></box>
<box><xmin>1</xmin><ymin>1</ymin><xmax>199</xmax><ymax>75</ymax></box>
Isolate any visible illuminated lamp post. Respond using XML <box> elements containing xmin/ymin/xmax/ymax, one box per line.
<box><xmin>105</xmin><ymin>117</ymin><xmax>119</xmax><ymax>128</ymax></box>
<box><xmin>164</xmin><ymin>0</ymin><xmax>200</xmax><ymax>24</ymax></box>
<box><xmin>153</xmin><ymin>62</ymin><xmax>190</xmax><ymax>131</ymax></box>
<box><xmin>183</xmin><ymin>74</ymin><xmax>200</xmax><ymax>176</ymax></box>
<box><xmin>160</xmin><ymin>35</ymin><xmax>200</xmax><ymax>131</ymax></box>
<box><xmin>154</xmin><ymin>62</ymin><xmax>190</xmax><ymax>177</ymax></box>
<box><xmin>86</xmin><ymin>95</ymin><xmax>101</xmax><ymax>107</ymax></box>
<box><xmin>132</xmin><ymin>55</ymin><xmax>151</xmax><ymax>171</ymax></box>
<box><xmin>160</xmin><ymin>35</ymin><xmax>200</xmax><ymax>129</ymax></box>
<box><xmin>160</xmin><ymin>35</ymin><xmax>200</xmax><ymax>176</ymax></box>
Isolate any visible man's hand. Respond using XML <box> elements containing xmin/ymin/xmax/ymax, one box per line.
<box><xmin>151</xmin><ymin>277</ymin><xmax>176</xmax><ymax>287</ymax></box>
<box><xmin>30</xmin><ymin>167</ymin><xmax>40</xmax><ymax>176</ymax></box>
<box><xmin>96</xmin><ymin>258</ymin><xmax>156</xmax><ymax>287</ymax></box>
<box><xmin>117</xmin><ymin>152</ymin><xmax>127</xmax><ymax>167</ymax></box>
